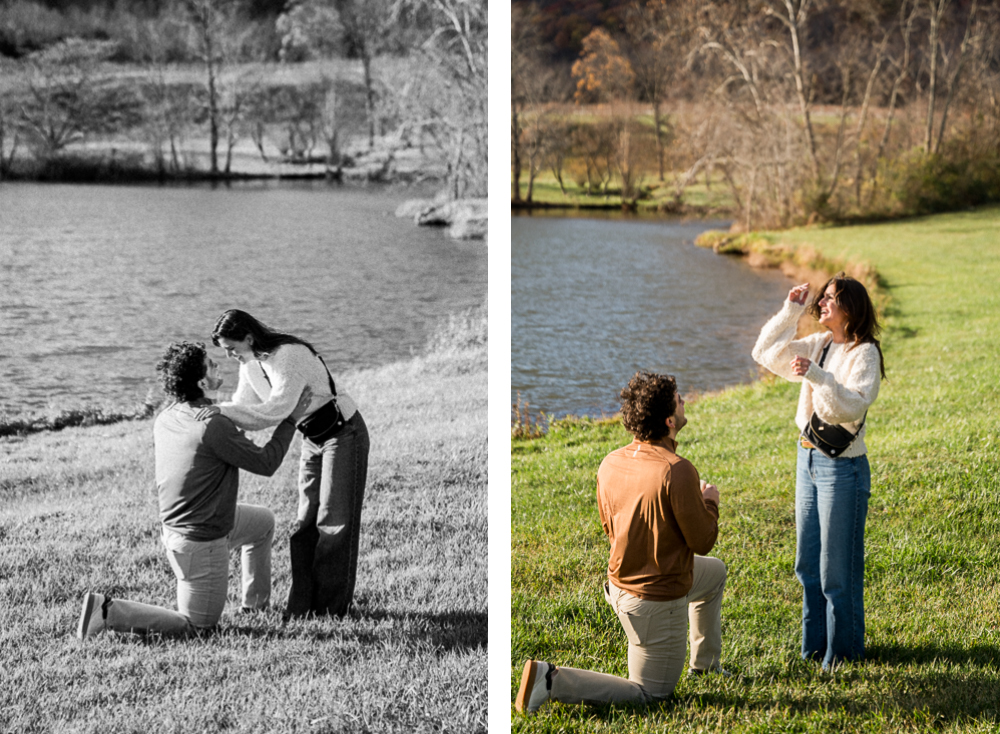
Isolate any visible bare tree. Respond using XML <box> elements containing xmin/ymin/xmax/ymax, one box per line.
<box><xmin>182</xmin><ymin>0</ymin><xmax>253</xmax><ymax>176</ymax></box>
<box><xmin>933</xmin><ymin>0</ymin><xmax>982</xmax><ymax>153</ymax></box>
<box><xmin>400</xmin><ymin>0</ymin><xmax>487</xmax><ymax>199</ymax></box>
<box><xmin>334</xmin><ymin>0</ymin><xmax>402</xmax><ymax>149</ymax></box>
<box><xmin>513</xmin><ymin>3</ymin><xmax>562</xmax><ymax>202</ymax></box>
<box><xmin>872</xmin><ymin>0</ymin><xmax>919</xmax><ymax>187</ymax></box>
<box><xmin>546</xmin><ymin>115</ymin><xmax>573</xmax><ymax>195</ymax></box>
<box><xmin>0</xmin><ymin>99</ymin><xmax>20</xmax><ymax>178</ymax></box>
<box><xmin>16</xmin><ymin>39</ymin><xmax>116</xmax><ymax>159</ymax></box>
<box><xmin>623</xmin><ymin>0</ymin><xmax>687</xmax><ymax>182</ymax></box>
<box><xmin>765</xmin><ymin>0</ymin><xmax>820</xmax><ymax>182</ymax></box>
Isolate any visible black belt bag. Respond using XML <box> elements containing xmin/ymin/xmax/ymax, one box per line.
<box><xmin>800</xmin><ymin>339</ymin><xmax>865</xmax><ymax>459</ymax></box>
<box><xmin>297</xmin><ymin>398</ymin><xmax>347</xmax><ymax>443</ymax></box>
<box><xmin>803</xmin><ymin>413</ymin><xmax>861</xmax><ymax>458</ymax></box>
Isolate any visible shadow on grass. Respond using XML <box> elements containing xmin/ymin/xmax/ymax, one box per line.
<box><xmin>524</xmin><ymin>644</ymin><xmax>1000</xmax><ymax>725</ymax></box>
<box><xmin>867</xmin><ymin>641</ymin><xmax>1000</xmax><ymax>668</ymax></box>
<box><xmin>217</xmin><ymin>608</ymin><xmax>487</xmax><ymax>652</ymax></box>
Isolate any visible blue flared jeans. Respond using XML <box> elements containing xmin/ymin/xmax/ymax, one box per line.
<box><xmin>795</xmin><ymin>444</ymin><xmax>870</xmax><ymax>668</ymax></box>
<box><xmin>286</xmin><ymin>411</ymin><xmax>370</xmax><ymax>618</ymax></box>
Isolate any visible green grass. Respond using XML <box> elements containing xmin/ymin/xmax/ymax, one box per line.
<box><xmin>0</xmin><ymin>308</ymin><xmax>486</xmax><ymax>733</ymax></box>
<box><xmin>513</xmin><ymin>170</ymin><xmax>736</xmax><ymax>214</ymax></box>
<box><xmin>511</xmin><ymin>207</ymin><xmax>1000</xmax><ymax>731</ymax></box>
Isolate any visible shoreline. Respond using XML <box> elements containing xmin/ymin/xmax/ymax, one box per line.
<box><xmin>512</xmin><ymin>199</ymin><xmax>729</xmax><ymax>220</ymax></box>
<box><xmin>2</xmin><ymin>303</ymin><xmax>486</xmax><ymax>438</ymax></box>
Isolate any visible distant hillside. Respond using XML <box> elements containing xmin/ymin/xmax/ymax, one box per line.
<box><xmin>512</xmin><ymin>0</ymin><xmax>633</xmax><ymax>62</ymax></box>
<box><xmin>19</xmin><ymin>0</ymin><xmax>285</xmax><ymax>18</ymax></box>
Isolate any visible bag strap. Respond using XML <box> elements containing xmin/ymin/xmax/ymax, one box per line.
<box><xmin>258</xmin><ymin>356</ymin><xmax>337</xmax><ymax>399</ymax></box>
<box><xmin>817</xmin><ymin>337</ymin><xmax>833</xmax><ymax>368</ymax></box>
<box><xmin>812</xmin><ymin>336</ymin><xmax>867</xmax><ymax>436</ymax></box>
<box><xmin>316</xmin><ymin>354</ymin><xmax>338</xmax><ymax>398</ymax></box>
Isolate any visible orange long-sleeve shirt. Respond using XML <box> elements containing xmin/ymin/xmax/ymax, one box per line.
<box><xmin>596</xmin><ymin>437</ymin><xmax>720</xmax><ymax>601</ymax></box>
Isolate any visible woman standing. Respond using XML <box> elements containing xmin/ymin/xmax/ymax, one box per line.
<box><xmin>200</xmin><ymin>309</ymin><xmax>370</xmax><ymax>618</ymax></box>
<box><xmin>752</xmin><ymin>273</ymin><xmax>885</xmax><ymax>668</ymax></box>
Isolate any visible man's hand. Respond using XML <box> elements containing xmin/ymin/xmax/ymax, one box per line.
<box><xmin>788</xmin><ymin>283</ymin><xmax>810</xmax><ymax>305</ymax></box>
<box><xmin>700</xmin><ymin>479</ymin><xmax>720</xmax><ymax>505</ymax></box>
<box><xmin>289</xmin><ymin>386</ymin><xmax>314</xmax><ymax>423</ymax></box>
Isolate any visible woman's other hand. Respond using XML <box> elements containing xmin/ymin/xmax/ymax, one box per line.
<box><xmin>195</xmin><ymin>405</ymin><xmax>221</xmax><ymax>421</ymax></box>
<box><xmin>790</xmin><ymin>356</ymin><xmax>812</xmax><ymax>376</ymax></box>
<box><xmin>788</xmin><ymin>283</ymin><xmax>810</xmax><ymax>305</ymax></box>
<box><xmin>289</xmin><ymin>386</ymin><xmax>314</xmax><ymax>423</ymax></box>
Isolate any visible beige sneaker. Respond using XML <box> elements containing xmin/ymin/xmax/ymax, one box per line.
<box><xmin>77</xmin><ymin>592</ymin><xmax>109</xmax><ymax>639</ymax></box>
<box><xmin>515</xmin><ymin>659</ymin><xmax>553</xmax><ymax>713</ymax></box>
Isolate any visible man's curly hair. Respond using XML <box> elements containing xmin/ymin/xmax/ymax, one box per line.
<box><xmin>156</xmin><ymin>342</ymin><xmax>207</xmax><ymax>402</ymax></box>
<box><xmin>619</xmin><ymin>371</ymin><xmax>678</xmax><ymax>442</ymax></box>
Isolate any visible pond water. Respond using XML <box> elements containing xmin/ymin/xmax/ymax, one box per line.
<box><xmin>0</xmin><ymin>181</ymin><xmax>486</xmax><ymax>414</ymax></box>
<box><xmin>512</xmin><ymin>212</ymin><xmax>793</xmax><ymax>419</ymax></box>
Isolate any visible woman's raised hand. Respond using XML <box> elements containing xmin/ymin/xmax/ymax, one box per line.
<box><xmin>788</xmin><ymin>283</ymin><xmax>810</xmax><ymax>305</ymax></box>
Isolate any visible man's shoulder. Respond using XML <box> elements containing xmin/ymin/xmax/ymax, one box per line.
<box><xmin>601</xmin><ymin>441</ymin><xmax>688</xmax><ymax>463</ymax></box>
<box><xmin>155</xmin><ymin>402</ymin><xmax>228</xmax><ymax>440</ymax></box>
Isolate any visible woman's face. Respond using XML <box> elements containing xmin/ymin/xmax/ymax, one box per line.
<box><xmin>818</xmin><ymin>284</ymin><xmax>848</xmax><ymax>332</ymax></box>
<box><xmin>217</xmin><ymin>336</ymin><xmax>255</xmax><ymax>364</ymax></box>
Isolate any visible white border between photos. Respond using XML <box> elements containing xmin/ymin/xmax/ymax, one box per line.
<box><xmin>487</xmin><ymin>1</ymin><xmax>513</xmax><ymax>730</ymax></box>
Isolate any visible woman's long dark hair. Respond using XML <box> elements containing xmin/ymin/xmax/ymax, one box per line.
<box><xmin>808</xmin><ymin>273</ymin><xmax>886</xmax><ymax>379</ymax></box>
<box><xmin>211</xmin><ymin>310</ymin><xmax>316</xmax><ymax>358</ymax></box>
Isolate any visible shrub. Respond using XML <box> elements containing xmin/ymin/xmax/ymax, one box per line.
<box><xmin>891</xmin><ymin>137</ymin><xmax>1000</xmax><ymax>216</ymax></box>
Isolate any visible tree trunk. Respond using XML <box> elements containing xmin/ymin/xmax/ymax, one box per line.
<box><xmin>511</xmin><ymin>103</ymin><xmax>523</xmax><ymax>202</ymax></box>
<box><xmin>853</xmin><ymin>32</ymin><xmax>889</xmax><ymax>206</ymax></box>
<box><xmin>871</xmin><ymin>0</ymin><xmax>917</xmax><ymax>205</ymax></box>
<box><xmin>362</xmin><ymin>52</ymin><xmax>375</xmax><ymax>150</ymax></box>
<box><xmin>825</xmin><ymin>66</ymin><xmax>852</xmax><ymax>201</ymax></box>
<box><xmin>653</xmin><ymin>98</ymin><xmax>665</xmax><ymax>181</ymax></box>
<box><xmin>783</xmin><ymin>0</ymin><xmax>820</xmax><ymax>181</ymax></box>
<box><xmin>925</xmin><ymin>0</ymin><xmax>948</xmax><ymax>153</ymax></box>
<box><xmin>935</xmin><ymin>0</ymin><xmax>978</xmax><ymax>154</ymax></box>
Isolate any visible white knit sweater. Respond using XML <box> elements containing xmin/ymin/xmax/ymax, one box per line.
<box><xmin>752</xmin><ymin>299</ymin><xmax>881</xmax><ymax>458</ymax></box>
<box><xmin>218</xmin><ymin>343</ymin><xmax>358</xmax><ymax>432</ymax></box>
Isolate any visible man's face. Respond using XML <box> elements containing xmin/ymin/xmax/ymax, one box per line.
<box><xmin>670</xmin><ymin>393</ymin><xmax>687</xmax><ymax>434</ymax></box>
<box><xmin>201</xmin><ymin>354</ymin><xmax>224</xmax><ymax>392</ymax></box>
<box><xmin>218</xmin><ymin>336</ymin><xmax>254</xmax><ymax>364</ymax></box>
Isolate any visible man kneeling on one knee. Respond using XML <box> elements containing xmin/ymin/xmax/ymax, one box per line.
<box><xmin>516</xmin><ymin>371</ymin><xmax>728</xmax><ymax>713</ymax></box>
<box><xmin>77</xmin><ymin>341</ymin><xmax>312</xmax><ymax>638</ymax></box>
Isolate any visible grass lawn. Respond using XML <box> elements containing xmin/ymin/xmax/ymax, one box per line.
<box><xmin>511</xmin><ymin>206</ymin><xmax>1000</xmax><ymax>731</ymax></box>
<box><xmin>0</xmin><ymin>310</ymin><xmax>486</xmax><ymax>733</ymax></box>
<box><xmin>513</xmin><ymin>170</ymin><xmax>736</xmax><ymax>214</ymax></box>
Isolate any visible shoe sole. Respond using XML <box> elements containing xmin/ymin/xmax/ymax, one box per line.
<box><xmin>514</xmin><ymin>659</ymin><xmax>538</xmax><ymax>713</ymax></box>
<box><xmin>77</xmin><ymin>593</ymin><xmax>99</xmax><ymax>639</ymax></box>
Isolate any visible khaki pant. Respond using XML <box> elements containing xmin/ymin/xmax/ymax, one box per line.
<box><xmin>103</xmin><ymin>504</ymin><xmax>274</xmax><ymax>636</ymax></box>
<box><xmin>549</xmin><ymin>556</ymin><xmax>727</xmax><ymax>705</ymax></box>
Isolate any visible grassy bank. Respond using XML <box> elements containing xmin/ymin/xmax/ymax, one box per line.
<box><xmin>512</xmin><ymin>169</ymin><xmax>736</xmax><ymax>217</ymax></box>
<box><xmin>0</xmin><ymin>308</ymin><xmax>486</xmax><ymax>733</ymax></box>
<box><xmin>511</xmin><ymin>207</ymin><xmax>1000</xmax><ymax>731</ymax></box>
